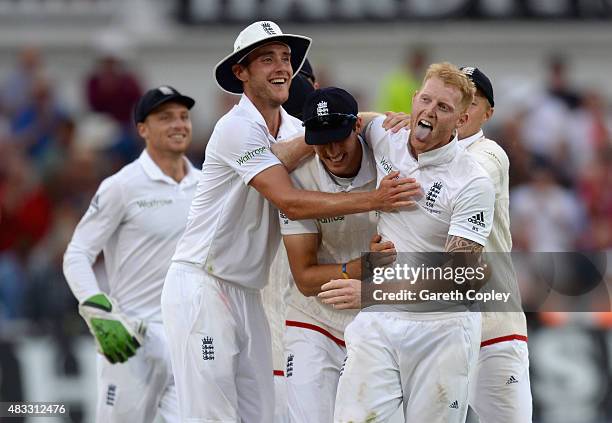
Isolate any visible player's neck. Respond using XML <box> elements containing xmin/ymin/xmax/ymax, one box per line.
<box><xmin>247</xmin><ymin>93</ymin><xmax>282</xmax><ymax>138</ymax></box>
<box><xmin>147</xmin><ymin>147</ymin><xmax>187</xmax><ymax>183</ymax></box>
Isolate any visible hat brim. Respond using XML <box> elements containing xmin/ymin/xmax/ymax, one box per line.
<box><xmin>305</xmin><ymin>124</ymin><xmax>353</xmax><ymax>146</ymax></box>
<box><xmin>214</xmin><ymin>34</ymin><xmax>312</xmax><ymax>95</ymax></box>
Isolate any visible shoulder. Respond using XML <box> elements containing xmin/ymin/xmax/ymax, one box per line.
<box><xmin>290</xmin><ymin>156</ymin><xmax>320</xmax><ymax>187</ymax></box>
<box><xmin>468</xmin><ymin>137</ymin><xmax>509</xmax><ymax>171</ymax></box>
<box><xmin>104</xmin><ymin>160</ymin><xmax>142</xmax><ymax>190</ymax></box>
<box><xmin>452</xmin><ymin>150</ymin><xmax>494</xmax><ymax>190</ymax></box>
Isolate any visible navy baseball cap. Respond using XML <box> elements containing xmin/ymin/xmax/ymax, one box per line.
<box><xmin>283</xmin><ymin>74</ymin><xmax>315</xmax><ymax>120</ymax></box>
<box><xmin>460</xmin><ymin>66</ymin><xmax>494</xmax><ymax>107</ymax></box>
<box><xmin>299</xmin><ymin>58</ymin><xmax>316</xmax><ymax>83</ymax></box>
<box><xmin>134</xmin><ymin>86</ymin><xmax>195</xmax><ymax>124</ymax></box>
<box><xmin>302</xmin><ymin>87</ymin><xmax>358</xmax><ymax>145</ymax></box>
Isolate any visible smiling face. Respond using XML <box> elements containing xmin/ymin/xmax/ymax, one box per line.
<box><xmin>457</xmin><ymin>89</ymin><xmax>494</xmax><ymax>139</ymax></box>
<box><xmin>138</xmin><ymin>102</ymin><xmax>192</xmax><ymax>157</ymax></box>
<box><xmin>410</xmin><ymin>76</ymin><xmax>469</xmax><ymax>156</ymax></box>
<box><xmin>233</xmin><ymin>42</ymin><xmax>293</xmax><ymax>108</ymax></box>
<box><xmin>313</xmin><ymin>118</ymin><xmax>363</xmax><ymax>178</ymax></box>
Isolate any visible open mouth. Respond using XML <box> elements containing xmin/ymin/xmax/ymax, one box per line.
<box><xmin>414</xmin><ymin>119</ymin><xmax>433</xmax><ymax>141</ymax></box>
<box><xmin>327</xmin><ymin>153</ymin><xmax>345</xmax><ymax>164</ymax></box>
<box><xmin>270</xmin><ymin>77</ymin><xmax>288</xmax><ymax>86</ymax></box>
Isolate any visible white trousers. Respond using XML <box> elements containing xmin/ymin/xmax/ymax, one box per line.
<box><xmin>334</xmin><ymin>312</ymin><xmax>481</xmax><ymax>423</ymax></box>
<box><xmin>96</xmin><ymin>322</ymin><xmax>178</xmax><ymax>423</ymax></box>
<box><xmin>469</xmin><ymin>339</ymin><xmax>532</xmax><ymax>423</ymax></box>
<box><xmin>285</xmin><ymin>322</ymin><xmax>347</xmax><ymax>423</ymax></box>
<box><xmin>161</xmin><ymin>262</ymin><xmax>273</xmax><ymax>423</ymax></box>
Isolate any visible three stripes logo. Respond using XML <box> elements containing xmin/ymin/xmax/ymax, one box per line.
<box><xmin>106</xmin><ymin>384</ymin><xmax>116</xmax><ymax>406</ymax></box>
<box><xmin>449</xmin><ymin>400</ymin><xmax>459</xmax><ymax>409</ymax></box>
<box><xmin>468</xmin><ymin>211</ymin><xmax>486</xmax><ymax>228</ymax></box>
<box><xmin>339</xmin><ymin>356</ymin><xmax>347</xmax><ymax>377</ymax></box>
<box><xmin>506</xmin><ymin>375</ymin><xmax>519</xmax><ymax>385</ymax></box>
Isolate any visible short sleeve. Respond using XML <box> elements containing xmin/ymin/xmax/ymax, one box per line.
<box><xmin>363</xmin><ymin>116</ymin><xmax>388</xmax><ymax>152</ymax></box>
<box><xmin>279</xmin><ymin>210</ymin><xmax>318</xmax><ymax>236</ymax></box>
<box><xmin>447</xmin><ymin>176</ymin><xmax>495</xmax><ymax>246</ymax></box>
<box><xmin>216</xmin><ymin>119</ymin><xmax>282</xmax><ymax>185</ymax></box>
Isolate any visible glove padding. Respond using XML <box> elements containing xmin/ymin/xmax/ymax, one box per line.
<box><xmin>79</xmin><ymin>293</ymin><xmax>146</xmax><ymax>364</ymax></box>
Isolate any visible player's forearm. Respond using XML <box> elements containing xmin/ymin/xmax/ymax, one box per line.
<box><xmin>295</xmin><ymin>258</ymin><xmax>361</xmax><ymax>296</ymax></box>
<box><xmin>271</xmin><ymin>136</ymin><xmax>313</xmax><ymax>173</ymax></box>
<box><xmin>63</xmin><ymin>245</ymin><xmax>102</xmax><ymax>303</ymax></box>
<box><xmin>280</xmin><ymin>189</ymin><xmax>377</xmax><ymax>220</ymax></box>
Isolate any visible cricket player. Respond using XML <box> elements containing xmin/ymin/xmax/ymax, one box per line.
<box><xmin>280</xmin><ymin>87</ymin><xmax>397</xmax><ymax>422</ymax></box>
<box><xmin>333</xmin><ymin>62</ymin><xmax>495</xmax><ymax>423</ymax></box>
<box><xmin>458</xmin><ymin>66</ymin><xmax>532</xmax><ymax>422</ymax></box>
<box><xmin>161</xmin><ymin>21</ymin><xmax>419</xmax><ymax>423</ymax></box>
<box><xmin>63</xmin><ymin>86</ymin><xmax>198</xmax><ymax>422</ymax></box>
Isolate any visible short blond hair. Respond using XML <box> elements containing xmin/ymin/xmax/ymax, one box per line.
<box><xmin>422</xmin><ymin>62</ymin><xmax>475</xmax><ymax>113</ymax></box>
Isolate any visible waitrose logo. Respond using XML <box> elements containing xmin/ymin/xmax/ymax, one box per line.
<box><xmin>237</xmin><ymin>146</ymin><xmax>268</xmax><ymax>165</ymax></box>
<box><xmin>317</xmin><ymin>216</ymin><xmax>345</xmax><ymax>224</ymax></box>
<box><xmin>137</xmin><ymin>199</ymin><xmax>172</xmax><ymax>208</ymax></box>
<box><xmin>379</xmin><ymin>156</ymin><xmax>394</xmax><ymax>174</ymax></box>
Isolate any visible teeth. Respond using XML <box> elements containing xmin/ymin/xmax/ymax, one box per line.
<box><xmin>329</xmin><ymin>155</ymin><xmax>343</xmax><ymax>163</ymax></box>
<box><xmin>419</xmin><ymin>119</ymin><xmax>433</xmax><ymax>128</ymax></box>
<box><xmin>270</xmin><ymin>78</ymin><xmax>286</xmax><ymax>84</ymax></box>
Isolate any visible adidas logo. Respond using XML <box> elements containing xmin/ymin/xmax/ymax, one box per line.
<box><xmin>449</xmin><ymin>400</ymin><xmax>459</xmax><ymax>409</ymax></box>
<box><xmin>506</xmin><ymin>375</ymin><xmax>519</xmax><ymax>385</ymax></box>
<box><xmin>468</xmin><ymin>211</ymin><xmax>485</xmax><ymax>228</ymax></box>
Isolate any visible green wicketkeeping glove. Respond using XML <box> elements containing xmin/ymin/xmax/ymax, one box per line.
<box><xmin>78</xmin><ymin>293</ymin><xmax>146</xmax><ymax>364</ymax></box>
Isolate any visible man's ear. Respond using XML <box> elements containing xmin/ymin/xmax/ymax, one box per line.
<box><xmin>137</xmin><ymin>122</ymin><xmax>147</xmax><ymax>139</ymax></box>
<box><xmin>483</xmin><ymin>106</ymin><xmax>494</xmax><ymax>123</ymax></box>
<box><xmin>354</xmin><ymin>115</ymin><xmax>363</xmax><ymax>133</ymax></box>
<box><xmin>232</xmin><ymin>63</ymin><xmax>248</xmax><ymax>83</ymax></box>
<box><xmin>456</xmin><ymin>111</ymin><xmax>469</xmax><ymax>129</ymax></box>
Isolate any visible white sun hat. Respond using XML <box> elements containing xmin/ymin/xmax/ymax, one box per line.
<box><xmin>214</xmin><ymin>21</ymin><xmax>312</xmax><ymax>95</ymax></box>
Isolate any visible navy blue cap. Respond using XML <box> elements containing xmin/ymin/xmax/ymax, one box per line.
<box><xmin>134</xmin><ymin>86</ymin><xmax>195</xmax><ymax>124</ymax></box>
<box><xmin>283</xmin><ymin>74</ymin><xmax>315</xmax><ymax>120</ymax></box>
<box><xmin>460</xmin><ymin>66</ymin><xmax>494</xmax><ymax>107</ymax></box>
<box><xmin>302</xmin><ymin>87</ymin><xmax>358</xmax><ymax>145</ymax></box>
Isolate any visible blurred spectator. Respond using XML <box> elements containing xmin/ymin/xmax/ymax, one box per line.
<box><xmin>566</xmin><ymin>90</ymin><xmax>611</xmax><ymax>174</ymax></box>
<box><xmin>547</xmin><ymin>55</ymin><xmax>581</xmax><ymax>110</ymax></box>
<box><xmin>510</xmin><ymin>157</ymin><xmax>585</xmax><ymax>252</ymax></box>
<box><xmin>577</xmin><ymin>147</ymin><xmax>612</xmax><ymax>249</ymax></box>
<box><xmin>375</xmin><ymin>47</ymin><xmax>427</xmax><ymax>114</ymax></box>
<box><xmin>0</xmin><ymin>46</ymin><xmax>44</xmax><ymax>119</ymax></box>
<box><xmin>0</xmin><ymin>146</ymin><xmax>52</xmax><ymax>255</ymax></box>
<box><xmin>85</xmin><ymin>52</ymin><xmax>143</xmax><ymax>163</ymax></box>
<box><xmin>86</xmin><ymin>54</ymin><xmax>142</xmax><ymax>126</ymax></box>
<box><xmin>10</xmin><ymin>76</ymin><xmax>68</xmax><ymax>162</ymax></box>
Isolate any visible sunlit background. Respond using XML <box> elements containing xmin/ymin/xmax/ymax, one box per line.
<box><xmin>0</xmin><ymin>1</ymin><xmax>611</xmax><ymax>422</ymax></box>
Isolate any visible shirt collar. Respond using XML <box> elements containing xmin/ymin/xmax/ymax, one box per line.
<box><xmin>416</xmin><ymin>132</ymin><xmax>460</xmax><ymax>167</ymax></box>
<box><xmin>458</xmin><ymin>129</ymin><xmax>484</xmax><ymax>150</ymax></box>
<box><xmin>238</xmin><ymin>94</ymin><xmax>301</xmax><ymax>141</ymax></box>
<box><xmin>138</xmin><ymin>149</ymin><xmax>198</xmax><ymax>187</ymax></box>
<box><xmin>316</xmin><ymin>136</ymin><xmax>376</xmax><ymax>192</ymax></box>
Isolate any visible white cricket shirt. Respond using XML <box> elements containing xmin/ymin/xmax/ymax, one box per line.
<box><xmin>172</xmin><ymin>95</ymin><xmax>304</xmax><ymax>290</ymax></box>
<box><xmin>459</xmin><ymin>130</ymin><xmax>527</xmax><ymax>341</ymax></box>
<box><xmin>281</xmin><ymin>137</ymin><xmax>378</xmax><ymax>333</ymax></box>
<box><xmin>63</xmin><ymin>150</ymin><xmax>198</xmax><ymax>322</ymax></box>
<box><xmin>367</xmin><ymin>117</ymin><xmax>495</xmax><ymax>252</ymax></box>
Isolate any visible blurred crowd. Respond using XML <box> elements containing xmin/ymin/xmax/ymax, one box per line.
<box><xmin>0</xmin><ymin>45</ymin><xmax>611</xmax><ymax>337</ymax></box>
